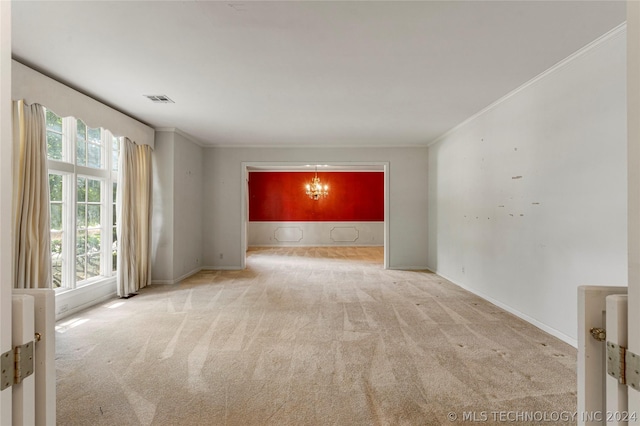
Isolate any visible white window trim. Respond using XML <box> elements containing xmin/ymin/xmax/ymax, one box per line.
<box><xmin>46</xmin><ymin>110</ymin><xmax>120</xmax><ymax>293</ymax></box>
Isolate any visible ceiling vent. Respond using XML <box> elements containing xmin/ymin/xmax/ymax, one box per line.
<box><xmin>144</xmin><ymin>95</ymin><xmax>174</xmax><ymax>104</ymax></box>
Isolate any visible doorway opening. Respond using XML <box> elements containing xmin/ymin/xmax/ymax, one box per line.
<box><xmin>240</xmin><ymin>162</ymin><xmax>390</xmax><ymax>269</ymax></box>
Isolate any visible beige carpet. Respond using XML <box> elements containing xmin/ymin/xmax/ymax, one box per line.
<box><xmin>56</xmin><ymin>247</ymin><xmax>576</xmax><ymax>425</ymax></box>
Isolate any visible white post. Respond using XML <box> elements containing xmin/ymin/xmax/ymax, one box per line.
<box><xmin>606</xmin><ymin>294</ymin><xmax>628</xmax><ymax>425</ymax></box>
<box><xmin>578</xmin><ymin>286</ymin><xmax>628</xmax><ymax>426</ymax></box>
<box><xmin>0</xmin><ymin>1</ymin><xmax>12</xmax><ymax>424</ymax></box>
<box><xmin>628</xmin><ymin>0</ymin><xmax>640</xmax><ymax>419</ymax></box>
<box><xmin>14</xmin><ymin>289</ymin><xmax>56</xmax><ymax>426</ymax></box>
<box><xmin>11</xmin><ymin>295</ymin><xmax>35</xmax><ymax>426</ymax></box>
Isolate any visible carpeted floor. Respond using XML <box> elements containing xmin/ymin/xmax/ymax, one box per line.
<box><xmin>56</xmin><ymin>247</ymin><xmax>576</xmax><ymax>425</ymax></box>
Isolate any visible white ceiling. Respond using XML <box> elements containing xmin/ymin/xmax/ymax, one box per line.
<box><xmin>11</xmin><ymin>1</ymin><xmax>626</xmax><ymax>148</ymax></box>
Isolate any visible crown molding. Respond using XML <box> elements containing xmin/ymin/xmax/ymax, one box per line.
<box><xmin>428</xmin><ymin>22</ymin><xmax>627</xmax><ymax>147</ymax></box>
<box><xmin>154</xmin><ymin>127</ymin><xmax>206</xmax><ymax>147</ymax></box>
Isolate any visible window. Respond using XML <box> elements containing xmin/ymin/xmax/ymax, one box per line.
<box><xmin>112</xmin><ymin>182</ymin><xmax>118</xmax><ymax>272</ymax></box>
<box><xmin>49</xmin><ymin>173</ymin><xmax>64</xmax><ymax>287</ymax></box>
<box><xmin>46</xmin><ymin>109</ymin><xmax>120</xmax><ymax>290</ymax></box>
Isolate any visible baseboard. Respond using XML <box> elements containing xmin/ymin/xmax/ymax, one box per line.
<box><xmin>389</xmin><ymin>265</ymin><xmax>432</xmax><ymax>271</ymax></box>
<box><xmin>201</xmin><ymin>265</ymin><xmax>243</xmax><ymax>271</ymax></box>
<box><xmin>55</xmin><ymin>279</ymin><xmax>118</xmax><ymax>321</ymax></box>
<box><xmin>150</xmin><ymin>279</ymin><xmax>175</xmax><ymax>285</ymax></box>
<box><xmin>435</xmin><ymin>270</ymin><xmax>578</xmax><ymax>348</ymax></box>
<box><xmin>151</xmin><ymin>267</ymin><xmax>202</xmax><ymax>285</ymax></box>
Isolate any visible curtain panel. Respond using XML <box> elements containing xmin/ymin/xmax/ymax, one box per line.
<box><xmin>117</xmin><ymin>138</ymin><xmax>152</xmax><ymax>297</ymax></box>
<box><xmin>12</xmin><ymin>100</ymin><xmax>52</xmax><ymax>289</ymax></box>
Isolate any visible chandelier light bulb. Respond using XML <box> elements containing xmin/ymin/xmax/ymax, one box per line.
<box><xmin>305</xmin><ymin>167</ymin><xmax>329</xmax><ymax>200</ymax></box>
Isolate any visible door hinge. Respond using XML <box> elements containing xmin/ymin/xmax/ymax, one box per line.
<box><xmin>0</xmin><ymin>341</ymin><xmax>34</xmax><ymax>391</ymax></box>
<box><xmin>626</xmin><ymin>350</ymin><xmax>640</xmax><ymax>391</ymax></box>
<box><xmin>606</xmin><ymin>342</ymin><xmax>640</xmax><ymax>392</ymax></box>
<box><xmin>607</xmin><ymin>342</ymin><xmax>626</xmax><ymax>384</ymax></box>
<box><xmin>0</xmin><ymin>350</ymin><xmax>13</xmax><ymax>391</ymax></box>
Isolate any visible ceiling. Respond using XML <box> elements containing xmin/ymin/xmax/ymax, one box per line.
<box><xmin>11</xmin><ymin>1</ymin><xmax>626</xmax><ymax>148</ymax></box>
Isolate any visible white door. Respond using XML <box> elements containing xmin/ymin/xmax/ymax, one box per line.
<box><xmin>0</xmin><ymin>1</ymin><xmax>13</xmax><ymax>423</ymax></box>
<box><xmin>629</xmin><ymin>0</ymin><xmax>640</xmax><ymax>418</ymax></box>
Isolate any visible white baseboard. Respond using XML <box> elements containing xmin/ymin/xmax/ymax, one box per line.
<box><xmin>55</xmin><ymin>278</ymin><xmax>117</xmax><ymax>321</ymax></box>
<box><xmin>389</xmin><ymin>265</ymin><xmax>431</xmax><ymax>271</ymax></box>
<box><xmin>201</xmin><ymin>265</ymin><xmax>243</xmax><ymax>271</ymax></box>
<box><xmin>151</xmin><ymin>267</ymin><xmax>202</xmax><ymax>285</ymax></box>
<box><xmin>435</xmin><ymin>270</ymin><xmax>577</xmax><ymax>348</ymax></box>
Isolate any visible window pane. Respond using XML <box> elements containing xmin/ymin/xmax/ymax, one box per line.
<box><xmin>88</xmin><ymin>143</ymin><xmax>101</xmax><ymax>168</ymax></box>
<box><xmin>77</xmin><ymin>140</ymin><xmax>86</xmax><ymax>166</ymax></box>
<box><xmin>51</xmin><ymin>204</ymin><xmax>62</xmax><ymax>230</ymax></box>
<box><xmin>112</xmin><ymin>176</ymin><xmax>118</xmax><ymax>272</ymax></box>
<box><xmin>87</xmin><ymin>179</ymin><xmax>101</xmax><ymax>202</ymax></box>
<box><xmin>49</xmin><ymin>174</ymin><xmax>62</xmax><ymax>202</ymax></box>
<box><xmin>87</xmin><ymin>127</ymin><xmax>101</xmax><ymax>143</ymax></box>
<box><xmin>87</xmin><ymin>205</ymin><xmax>100</xmax><ymax>227</ymax></box>
<box><xmin>77</xmin><ymin>177</ymin><xmax>86</xmax><ymax>202</ymax></box>
<box><xmin>76</xmin><ymin>256</ymin><xmax>86</xmax><ymax>282</ymax></box>
<box><xmin>47</xmin><ymin>132</ymin><xmax>62</xmax><ymax>160</ymax></box>
<box><xmin>46</xmin><ymin>110</ymin><xmax>62</xmax><ymax>132</ymax></box>
<box><xmin>87</xmin><ymin>229</ymin><xmax>101</xmax><ymax>253</ymax></box>
<box><xmin>76</xmin><ymin>232</ymin><xmax>86</xmax><ymax>256</ymax></box>
<box><xmin>86</xmin><ymin>228</ymin><xmax>102</xmax><ymax>280</ymax></box>
<box><xmin>51</xmin><ymin>231</ymin><xmax>63</xmax><ymax>288</ymax></box>
<box><xmin>49</xmin><ymin>170</ymin><xmax>65</xmax><ymax>288</ymax></box>
<box><xmin>112</xmin><ymin>138</ymin><xmax>119</xmax><ymax>172</ymax></box>
<box><xmin>51</xmin><ymin>232</ymin><xmax>63</xmax><ymax>255</ymax></box>
<box><xmin>112</xmin><ymin>227</ymin><xmax>117</xmax><ymax>271</ymax></box>
<box><xmin>87</xmin><ymin>255</ymin><xmax>101</xmax><ymax>279</ymax></box>
<box><xmin>77</xmin><ymin>120</ymin><xmax>86</xmax><ymax>141</ymax></box>
<box><xmin>76</xmin><ymin>204</ymin><xmax>86</xmax><ymax>227</ymax></box>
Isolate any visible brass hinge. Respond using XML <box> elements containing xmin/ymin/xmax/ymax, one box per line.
<box><xmin>606</xmin><ymin>342</ymin><xmax>640</xmax><ymax>392</ymax></box>
<box><xmin>0</xmin><ymin>341</ymin><xmax>34</xmax><ymax>391</ymax></box>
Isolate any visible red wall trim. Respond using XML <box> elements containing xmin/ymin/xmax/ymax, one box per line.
<box><xmin>249</xmin><ymin>171</ymin><xmax>384</xmax><ymax>222</ymax></box>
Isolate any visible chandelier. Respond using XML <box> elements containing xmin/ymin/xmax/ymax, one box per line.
<box><xmin>306</xmin><ymin>167</ymin><xmax>328</xmax><ymax>200</ymax></box>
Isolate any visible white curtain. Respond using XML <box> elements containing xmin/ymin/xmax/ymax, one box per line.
<box><xmin>12</xmin><ymin>100</ymin><xmax>52</xmax><ymax>289</ymax></box>
<box><xmin>117</xmin><ymin>137</ymin><xmax>152</xmax><ymax>297</ymax></box>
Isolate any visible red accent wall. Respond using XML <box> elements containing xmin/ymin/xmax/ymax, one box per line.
<box><xmin>249</xmin><ymin>171</ymin><xmax>384</xmax><ymax>221</ymax></box>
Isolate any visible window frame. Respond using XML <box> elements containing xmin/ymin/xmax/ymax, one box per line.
<box><xmin>46</xmin><ymin>109</ymin><xmax>120</xmax><ymax>292</ymax></box>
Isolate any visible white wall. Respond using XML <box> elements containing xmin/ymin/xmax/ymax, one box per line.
<box><xmin>202</xmin><ymin>147</ymin><xmax>428</xmax><ymax>269</ymax></box>
<box><xmin>172</xmin><ymin>132</ymin><xmax>204</xmax><ymax>280</ymax></box>
<box><xmin>427</xmin><ymin>27</ymin><xmax>627</xmax><ymax>345</ymax></box>
<box><xmin>248</xmin><ymin>221</ymin><xmax>384</xmax><ymax>246</ymax></box>
<box><xmin>151</xmin><ymin>130</ymin><xmax>203</xmax><ymax>284</ymax></box>
<box><xmin>151</xmin><ymin>132</ymin><xmax>174</xmax><ymax>282</ymax></box>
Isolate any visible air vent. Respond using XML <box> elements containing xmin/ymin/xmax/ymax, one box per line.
<box><xmin>144</xmin><ymin>95</ymin><xmax>174</xmax><ymax>104</ymax></box>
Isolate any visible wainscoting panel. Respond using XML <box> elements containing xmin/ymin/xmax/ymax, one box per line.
<box><xmin>330</xmin><ymin>226</ymin><xmax>359</xmax><ymax>242</ymax></box>
<box><xmin>249</xmin><ymin>222</ymin><xmax>383</xmax><ymax>246</ymax></box>
<box><xmin>274</xmin><ymin>226</ymin><xmax>304</xmax><ymax>242</ymax></box>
